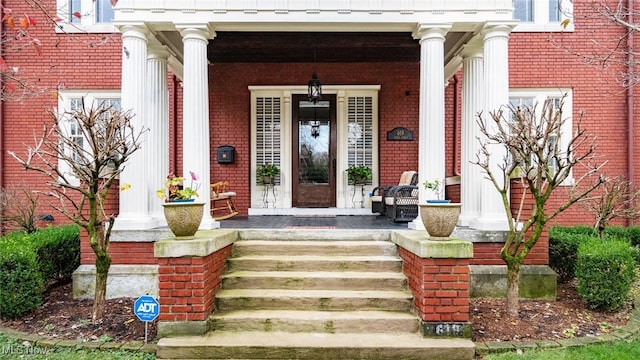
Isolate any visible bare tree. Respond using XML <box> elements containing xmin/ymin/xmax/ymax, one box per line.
<box><xmin>581</xmin><ymin>175</ymin><xmax>640</xmax><ymax>237</ymax></box>
<box><xmin>8</xmin><ymin>99</ymin><xmax>145</xmax><ymax>321</ymax></box>
<box><xmin>551</xmin><ymin>0</ymin><xmax>639</xmax><ymax>89</ymax></box>
<box><xmin>473</xmin><ymin>95</ymin><xmax>605</xmax><ymax>317</ymax></box>
<box><xmin>0</xmin><ymin>185</ymin><xmax>42</xmax><ymax>233</ymax></box>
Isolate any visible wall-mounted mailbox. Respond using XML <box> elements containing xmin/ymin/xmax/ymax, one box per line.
<box><xmin>217</xmin><ymin>145</ymin><xmax>235</xmax><ymax>164</ymax></box>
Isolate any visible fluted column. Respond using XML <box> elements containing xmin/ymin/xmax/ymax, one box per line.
<box><xmin>177</xmin><ymin>24</ymin><xmax>219</xmax><ymax>229</ymax></box>
<box><xmin>410</xmin><ymin>24</ymin><xmax>451</xmax><ymax>230</ymax></box>
<box><xmin>459</xmin><ymin>38</ymin><xmax>484</xmax><ymax>226</ymax></box>
<box><xmin>470</xmin><ymin>23</ymin><xmax>515</xmax><ymax>231</ymax></box>
<box><xmin>115</xmin><ymin>25</ymin><xmax>155</xmax><ymax>230</ymax></box>
<box><xmin>147</xmin><ymin>44</ymin><xmax>170</xmax><ymax>221</ymax></box>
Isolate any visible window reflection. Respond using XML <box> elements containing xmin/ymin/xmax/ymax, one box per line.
<box><xmin>299</xmin><ymin>100</ymin><xmax>330</xmax><ymax>184</ymax></box>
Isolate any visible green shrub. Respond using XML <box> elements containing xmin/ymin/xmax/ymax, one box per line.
<box><xmin>0</xmin><ymin>236</ymin><xmax>45</xmax><ymax>319</ymax></box>
<box><xmin>576</xmin><ymin>238</ymin><xmax>637</xmax><ymax>311</ymax></box>
<box><xmin>549</xmin><ymin>232</ymin><xmax>594</xmax><ymax>283</ymax></box>
<box><xmin>30</xmin><ymin>225</ymin><xmax>80</xmax><ymax>281</ymax></box>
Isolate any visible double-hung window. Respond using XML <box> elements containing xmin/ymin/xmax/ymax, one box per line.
<box><xmin>509</xmin><ymin>89</ymin><xmax>573</xmax><ymax>185</ymax></box>
<box><xmin>513</xmin><ymin>0</ymin><xmax>573</xmax><ymax>32</ymax></box>
<box><xmin>57</xmin><ymin>0</ymin><xmax>116</xmax><ymax>33</ymax></box>
<box><xmin>58</xmin><ymin>91</ymin><xmax>121</xmax><ymax>184</ymax></box>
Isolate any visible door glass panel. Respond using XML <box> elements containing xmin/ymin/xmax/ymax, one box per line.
<box><xmin>298</xmin><ymin>100</ymin><xmax>330</xmax><ymax>184</ymax></box>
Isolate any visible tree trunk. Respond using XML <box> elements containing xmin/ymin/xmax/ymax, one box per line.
<box><xmin>506</xmin><ymin>263</ymin><xmax>521</xmax><ymax>317</ymax></box>
<box><xmin>92</xmin><ymin>252</ymin><xmax>111</xmax><ymax>321</ymax></box>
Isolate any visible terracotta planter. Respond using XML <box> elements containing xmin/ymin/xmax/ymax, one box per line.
<box><xmin>419</xmin><ymin>203</ymin><xmax>461</xmax><ymax>240</ymax></box>
<box><xmin>162</xmin><ymin>202</ymin><xmax>204</xmax><ymax>238</ymax></box>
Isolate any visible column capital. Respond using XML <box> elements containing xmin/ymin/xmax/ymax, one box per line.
<box><xmin>481</xmin><ymin>22</ymin><xmax>517</xmax><ymax>41</ymax></box>
<box><xmin>118</xmin><ymin>24</ymin><xmax>149</xmax><ymax>41</ymax></box>
<box><xmin>176</xmin><ymin>23</ymin><xmax>216</xmax><ymax>41</ymax></box>
<box><xmin>412</xmin><ymin>23</ymin><xmax>452</xmax><ymax>42</ymax></box>
<box><xmin>460</xmin><ymin>36</ymin><xmax>484</xmax><ymax>60</ymax></box>
<box><xmin>148</xmin><ymin>44</ymin><xmax>171</xmax><ymax>62</ymax></box>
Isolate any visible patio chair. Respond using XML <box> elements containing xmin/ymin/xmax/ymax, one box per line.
<box><xmin>371</xmin><ymin>171</ymin><xmax>417</xmax><ymax>216</ymax></box>
<box><xmin>210</xmin><ymin>181</ymin><xmax>238</xmax><ymax>220</ymax></box>
<box><xmin>384</xmin><ymin>172</ymin><xmax>419</xmax><ymax>222</ymax></box>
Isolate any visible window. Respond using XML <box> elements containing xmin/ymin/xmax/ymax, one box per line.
<box><xmin>347</xmin><ymin>96</ymin><xmax>374</xmax><ymax>185</ymax></box>
<box><xmin>509</xmin><ymin>89</ymin><xmax>573</xmax><ymax>184</ymax></box>
<box><xmin>57</xmin><ymin>0</ymin><xmax>117</xmax><ymax>33</ymax></box>
<box><xmin>512</xmin><ymin>0</ymin><xmax>573</xmax><ymax>32</ymax></box>
<box><xmin>58</xmin><ymin>91</ymin><xmax>121</xmax><ymax>184</ymax></box>
<box><xmin>255</xmin><ymin>97</ymin><xmax>282</xmax><ymax>185</ymax></box>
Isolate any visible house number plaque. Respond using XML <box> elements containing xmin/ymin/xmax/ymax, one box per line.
<box><xmin>387</xmin><ymin>127</ymin><xmax>413</xmax><ymax>141</ymax></box>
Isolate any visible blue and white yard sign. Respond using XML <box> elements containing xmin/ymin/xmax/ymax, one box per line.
<box><xmin>134</xmin><ymin>295</ymin><xmax>159</xmax><ymax>322</ymax></box>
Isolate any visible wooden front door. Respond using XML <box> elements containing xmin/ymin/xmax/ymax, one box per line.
<box><xmin>292</xmin><ymin>94</ymin><xmax>337</xmax><ymax>207</ymax></box>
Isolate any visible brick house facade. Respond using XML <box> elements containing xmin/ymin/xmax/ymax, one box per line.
<box><xmin>0</xmin><ymin>1</ymin><xmax>637</xmax><ymax>306</ymax></box>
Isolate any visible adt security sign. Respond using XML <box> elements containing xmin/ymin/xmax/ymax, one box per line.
<box><xmin>134</xmin><ymin>295</ymin><xmax>159</xmax><ymax>322</ymax></box>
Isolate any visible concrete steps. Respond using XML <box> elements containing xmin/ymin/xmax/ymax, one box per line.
<box><xmin>156</xmin><ymin>230</ymin><xmax>475</xmax><ymax>359</ymax></box>
<box><xmin>156</xmin><ymin>331</ymin><xmax>476</xmax><ymax>359</ymax></box>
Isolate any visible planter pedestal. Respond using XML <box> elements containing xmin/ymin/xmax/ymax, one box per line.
<box><xmin>162</xmin><ymin>202</ymin><xmax>204</xmax><ymax>238</ymax></box>
<box><xmin>419</xmin><ymin>203</ymin><xmax>461</xmax><ymax>240</ymax></box>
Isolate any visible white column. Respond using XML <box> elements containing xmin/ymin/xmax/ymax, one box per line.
<box><xmin>177</xmin><ymin>24</ymin><xmax>219</xmax><ymax>229</ymax></box>
<box><xmin>409</xmin><ymin>24</ymin><xmax>451</xmax><ymax>230</ymax></box>
<box><xmin>470</xmin><ymin>23</ymin><xmax>515</xmax><ymax>231</ymax></box>
<box><xmin>115</xmin><ymin>25</ymin><xmax>156</xmax><ymax>230</ymax></box>
<box><xmin>147</xmin><ymin>44</ymin><xmax>170</xmax><ymax>222</ymax></box>
<box><xmin>458</xmin><ymin>38</ymin><xmax>484</xmax><ymax>227</ymax></box>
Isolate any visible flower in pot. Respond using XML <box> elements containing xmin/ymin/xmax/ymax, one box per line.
<box><xmin>157</xmin><ymin>172</ymin><xmax>203</xmax><ymax>238</ymax></box>
<box><xmin>156</xmin><ymin>172</ymin><xmax>200</xmax><ymax>202</ymax></box>
<box><xmin>257</xmin><ymin>163</ymin><xmax>280</xmax><ymax>185</ymax></box>
<box><xmin>346</xmin><ymin>165</ymin><xmax>372</xmax><ymax>185</ymax></box>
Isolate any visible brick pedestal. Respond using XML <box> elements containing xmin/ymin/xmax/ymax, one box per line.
<box><xmin>154</xmin><ymin>230</ymin><xmax>237</xmax><ymax>337</ymax></box>
<box><xmin>391</xmin><ymin>231</ymin><xmax>473</xmax><ymax>338</ymax></box>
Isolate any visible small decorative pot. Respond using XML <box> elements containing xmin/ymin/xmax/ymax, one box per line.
<box><xmin>419</xmin><ymin>203</ymin><xmax>461</xmax><ymax>240</ymax></box>
<box><xmin>162</xmin><ymin>202</ymin><xmax>204</xmax><ymax>238</ymax></box>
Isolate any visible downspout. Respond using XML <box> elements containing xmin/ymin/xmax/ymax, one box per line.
<box><xmin>627</xmin><ymin>0</ymin><xmax>635</xmax><ymax>226</ymax></box>
<box><xmin>452</xmin><ymin>74</ymin><xmax>460</xmax><ymax>176</ymax></box>
<box><xmin>172</xmin><ymin>74</ymin><xmax>178</xmax><ymax>173</ymax></box>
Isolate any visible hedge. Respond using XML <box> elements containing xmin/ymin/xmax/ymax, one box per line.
<box><xmin>0</xmin><ymin>235</ymin><xmax>45</xmax><ymax>318</ymax></box>
<box><xmin>0</xmin><ymin>225</ymin><xmax>80</xmax><ymax>319</ymax></box>
<box><xmin>576</xmin><ymin>238</ymin><xmax>637</xmax><ymax>311</ymax></box>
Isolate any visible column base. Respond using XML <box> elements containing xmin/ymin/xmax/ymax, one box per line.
<box><xmin>468</xmin><ymin>216</ymin><xmax>510</xmax><ymax>231</ymax></box>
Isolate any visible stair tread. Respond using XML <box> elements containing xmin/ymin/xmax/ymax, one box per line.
<box><xmin>212</xmin><ymin>309</ymin><xmax>418</xmax><ymax>320</ymax></box>
<box><xmin>234</xmin><ymin>240</ymin><xmax>395</xmax><ymax>246</ymax></box>
<box><xmin>229</xmin><ymin>255</ymin><xmax>400</xmax><ymax>261</ymax></box>
<box><xmin>158</xmin><ymin>331</ymin><xmax>475</xmax><ymax>349</ymax></box>
<box><xmin>216</xmin><ymin>289</ymin><xmax>412</xmax><ymax>298</ymax></box>
<box><xmin>222</xmin><ymin>271</ymin><xmax>406</xmax><ymax>279</ymax></box>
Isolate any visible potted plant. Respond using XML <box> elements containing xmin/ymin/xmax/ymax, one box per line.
<box><xmin>257</xmin><ymin>163</ymin><xmax>280</xmax><ymax>185</ymax></box>
<box><xmin>423</xmin><ymin>179</ymin><xmax>448</xmax><ymax>203</ymax></box>
<box><xmin>419</xmin><ymin>178</ymin><xmax>461</xmax><ymax>240</ymax></box>
<box><xmin>346</xmin><ymin>165</ymin><xmax>372</xmax><ymax>185</ymax></box>
<box><xmin>157</xmin><ymin>172</ymin><xmax>204</xmax><ymax>238</ymax></box>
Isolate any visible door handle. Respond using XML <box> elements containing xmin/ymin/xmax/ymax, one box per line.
<box><xmin>332</xmin><ymin>159</ymin><xmax>336</xmax><ymax>170</ymax></box>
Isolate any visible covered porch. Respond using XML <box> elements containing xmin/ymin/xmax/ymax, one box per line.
<box><xmin>112</xmin><ymin>0</ymin><xmax>516</xmax><ymax>232</ymax></box>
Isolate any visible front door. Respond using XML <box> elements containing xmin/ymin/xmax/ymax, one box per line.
<box><xmin>292</xmin><ymin>94</ymin><xmax>337</xmax><ymax>207</ymax></box>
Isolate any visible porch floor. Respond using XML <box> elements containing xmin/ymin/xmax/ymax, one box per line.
<box><xmin>218</xmin><ymin>215</ymin><xmax>411</xmax><ymax>230</ymax></box>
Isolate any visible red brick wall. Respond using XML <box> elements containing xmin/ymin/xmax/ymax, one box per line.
<box><xmin>209</xmin><ymin>62</ymin><xmax>424</xmax><ymax>214</ymax></box>
<box><xmin>398</xmin><ymin>247</ymin><xmax>470</xmax><ymax>322</ymax></box>
<box><xmin>157</xmin><ymin>245</ymin><xmax>232</xmax><ymax>322</ymax></box>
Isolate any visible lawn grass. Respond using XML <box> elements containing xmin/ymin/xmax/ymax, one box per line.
<box><xmin>0</xmin><ymin>334</ymin><xmax>155</xmax><ymax>360</ymax></box>
<box><xmin>484</xmin><ymin>338</ymin><xmax>640</xmax><ymax>360</ymax></box>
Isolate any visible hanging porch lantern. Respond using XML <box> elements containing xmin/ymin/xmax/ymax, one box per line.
<box><xmin>307</xmin><ymin>72</ymin><xmax>322</xmax><ymax>104</ymax></box>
